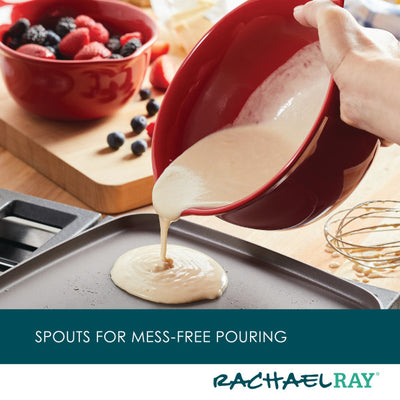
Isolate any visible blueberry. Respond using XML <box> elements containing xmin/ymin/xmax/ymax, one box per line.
<box><xmin>139</xmin><ymin>88</ymin><xmax>151</xmax><ymax>100</ymax></box>
<box><xmin>146</xmin><ymin>98</ymin><xmax>160</xmax><ymax>116</ymax></box>
<box><xmin>120</xmin><ymin>38</ymin><xmax>142</xmax><ymax>57</ymax></box>
<box><xmin>8</xmin><ymin>18</ymin><xmax>30</xmax><ymax>38</ymax></box>
<box><xmin>55</xmin><ymin>17</ymin><xmax>76</xmax><ymax>38</ymax></box>
<box><xmin>22</xmin><ymin>24</ymin><xmax>47</xmax><ymax>45</ymax></box>
<box><xmin>106</xmin><ymin>36</ymin><xmax>121</xmax><ymax>53</ymax></box>
<box><xmin>131</xmin><ymin>139</ymin><xmax>148</xmax><ymax>156</ymax></box>
<box><xmin>130</xmin><ymin>115</ymin><xmax>147</xmax><ymax>135</ymax></box>
<box><xmin>45</xmin><ymin>45</ymin><xmax>57</xmax><ymax>54</ymax></box>
<box><xmin>44</xmin><ymin>30</ymin><xmax>61</xmax><ymax>46</ymax></box>
<box><xmin>107</xmin><ymin>131</ymin><xmax>125</xmax><ymax>150</ymax></box>
<box><xmin>109</xmin><ymin>53</ymin><xmax>123</xmax><ymax>59</ymax></box>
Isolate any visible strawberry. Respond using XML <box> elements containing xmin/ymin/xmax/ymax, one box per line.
<box><xmin>59</xmin><ymin>27</ymin><xmax>90</xmax><ymax>58</ymax></box>
<box><xmin>120</xmin><ymin>31</ymin><xmax>143</xmax><ymax>47</ymax></box>
<box><xmin>74</xmin><ymin>14</ymin><xmax>96</xmax><ymax>29</ymax></box>
<box><xmin>17</xmin><ymin>44</ymin><xmax>56</xmax><ymax>59</ymax></box>
<box><xmin>150</xmin><ymin>40</ymin><xmax>170</xmax><ymax>63</ymax></box>
<box><xmin>149</xmin><ymin>55</ymin><xmax>175</xmax><ymax>90</ymax></box>
<box><xmin>74</xmin><ymin>41</ymin><xmax>111</xmax><ymax>60</ymax></box>
<box><xmin>89</xmin><ymin>22</ymin><xmax>109</xmax><ymax>44</ymax></box>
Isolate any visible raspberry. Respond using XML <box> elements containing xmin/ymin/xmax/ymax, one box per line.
<box><xmin>55</xmin><ymin>17</ymin><xmax>76</xmax><ymax>38</ymax></box>
<box><xmin>120</xmin><ymin>38</ymin><xmax>142</xmax><ymax>57</ymax></box>
<box><xmin>74</xmin><ymin>41</ymin><xmax>111</xmax><ymax>60</ymax></box>
<box><xmin>89</xmin><ymin>22</ymin><xmax>109</xmax><ymax>44</ymax></box>
<box><xmin>17</xmin><ymin>44</ymin><xmax>56</xmax><ymax>59</ymax></box>
<box><xmin>120</xmin><ymin>32</ymin><xmax>143</xmax><ymax>47</ymax></box>
<box><xmin>22</xmin><ymin>24</ymin><xmax>47</xmax><ymax>45</ymax></box>
<box><xmin>74</xmin><ymin>15</ymin><xmax>96</xmax><ymax>29</ymax></box>
<box><xmin>59</xmin><ymin>27</ymin><xmax>90</xmax><ymax>58</ymax></box>
<box><xmin>146</xmin><ymin>122</ymin><xmax>155</xmax><ymax>139</ymax></box>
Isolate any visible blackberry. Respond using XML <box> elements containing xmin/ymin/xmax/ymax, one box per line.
<box><xmin>55</xmin><ymin>17</ymin><xmax>76</xmax><ymax>38</ymax></box>
<box><xmin>3</xmin><ymin>34</ymin><xmax>21</xmax><ymax>50</ymax></box>
<box><xmin>22</xmin><ymin>24</ymin><xmax>47</xmax><ymax>45</ymax></box>
<box><xmin>106</xmin><ymin>36</ymin><xmax>121</xmax><ymax>53</ymax></box>
<box><xmin>131</xmin><ymin>139</ymin><xmax>148</xmax><ymax>156</ymax></box>
<box><xmin>120</xmin><ymin>38</ymin><xmax>142</xmax><ymax>57</ymax></box>
<box><xmin>109</xmin><ymin>53</ymin><xmax>123</xmax><ymax>59</ymax></box>
<box><xmin>139</xmin><ymin>88</ymin><xmax>151</xmax><ymax>100</ymax></box>
<box><xmin>9</xmin><ymin>37</ymin><xmax>21</xmax><ymax>50</ymax></box>
<box><xmin>44</xmin><ymin>30</ymin><xmax>61</xmax><ymax>46</ymax></box>
<box><xmin>107</xmin><ymin>131</ymin><xmax>125</xmax><ymax>150</ymax></box>
<box><xmin>8</xmin><ymin>18</ymin><xmax>30</xmax><ymax>38</ymax></box>
<box><xmin>146</xmin><ymin>98</ymin><xmax>160</xmax><ymax>116</ymax></box>
<box><xmin>130</xmin><ymin>115</ymin><xmax>147</xmax><ymax>134</ymax></box>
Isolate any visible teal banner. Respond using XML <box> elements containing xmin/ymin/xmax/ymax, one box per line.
<box><xmin>0</xmin><ymin>310</ymin><xmax>398</xmax><ymax>364</ymax></box>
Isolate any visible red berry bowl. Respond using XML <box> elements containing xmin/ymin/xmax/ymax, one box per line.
<box><xmin>0</xmin><ymin>0</ymin><xmax>157</xmax><ymax>120</ymax></box>
<box><xmin>152</xmin><ymin>0</ymin><xmax>379</xmax><ymax>230</ymax></box>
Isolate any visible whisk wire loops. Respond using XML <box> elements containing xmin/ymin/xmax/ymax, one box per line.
<box><xmin>324</xmin><ymin>200</ymin><xmax>400</xmax><ymax>269</ymax></box>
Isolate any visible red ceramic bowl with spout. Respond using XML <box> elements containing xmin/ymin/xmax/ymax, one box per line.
<box><xmin>0</xmin><ymin>0</ymin><xmax>157</xmax><ymax>120</ymax></box>
<box><xmin>152</xmin><ymin>0</ymin><xmax>379</xmax><ymax>230</ymax></box>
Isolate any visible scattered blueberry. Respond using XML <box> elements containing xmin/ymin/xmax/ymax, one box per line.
<box><xmin>107</xmin><ymin>131</ymin><xmax>125</xmax><ymax>150</ymax></box>
<box><xmin>131</xmin><ymin>139</ymin><xmax>148</xmax><ymax>156</ymax></box>
<box><xmin>55</xmin><ymin>17</ymin><xmax>76</xmax><ymax>38</ymax></box>
<box><xmin>120</xmin><ymin>38</ymin><xmax>142</xmax><ymax>57</ymax></box>
<box><xmin>22</xmin><ymin>24</ymin><xmax>47</xmax><ymax>45</ymax></box>
<box><xmin>8</xmin><ymin>18</ymin><xmax>30</xmax><ymax>38</ymax></box>
<box><xmin>109</xmin><ymin>53</ymin><xmax>123</xmax><ymax>59</ymax></box>
<box><xmin>130</xmin><ymin>115</ymin><xmax>147</xmax><ymax>135</ymax></box>
<box><xmin>146</xmin><ymin>98</ymin><xmax>160</xmax><ymax>116</ymax></box>
<box><xmin>44</xmin><ymin>30</ymin><xmax>61</xmax><ymax>46</ymax></box>
<box><xmin>106</xmin><ymin>36</ymin><xmax>121</xmax><ymax>53</ymax></box>
<box><xmin>139</xmin><ymin>88</ymin><xmax>151</xmax><ymax>100</ymax></box>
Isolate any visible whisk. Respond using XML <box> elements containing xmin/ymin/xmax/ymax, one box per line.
<box><xmin>324</xmin><ymin>200</ymin><xmax>400</xmax><ymax>269</ymax></box>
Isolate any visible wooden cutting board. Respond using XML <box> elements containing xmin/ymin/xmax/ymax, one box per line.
<box><xmin>0</xmin><ymin>75</ymin><xmax>163</xmax><ymax>214</ymax></box>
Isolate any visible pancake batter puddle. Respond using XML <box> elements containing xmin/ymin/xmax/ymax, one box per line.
<box><xmin>111</xmin><ymin>244</ymin><xmax>228</xmax><ymax>304</ymax></box>
<box><xmin>110</xmin><ymin>42</ymin><xmax>331</xmax><ymax>304</ymax></box>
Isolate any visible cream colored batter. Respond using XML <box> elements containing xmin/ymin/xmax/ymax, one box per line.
<box><xmin>111</xmin><ymin>244</ymin><xmax>227</xmax><ymax>304</ymax></box>
<box><xmin>111</xmin><ymin>42</ymin><xmax>331</xmax><ymax>304</ymax></box>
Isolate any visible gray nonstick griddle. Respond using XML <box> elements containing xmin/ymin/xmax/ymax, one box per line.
<box><xmin>0</xmin><ymin>210</ymin><xmax>398</xmax><ymax>309</ymax></box>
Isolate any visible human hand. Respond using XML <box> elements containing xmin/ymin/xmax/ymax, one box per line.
<box><xmin>293</xmin><ymin>0</ymin><xmax>400</xmax><ymax>145</ymax></box>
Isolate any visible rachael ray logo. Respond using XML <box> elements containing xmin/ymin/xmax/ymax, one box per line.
<box><xmin>213</xmin><ymin>371</ymin><xmax>378</xmax><ymax>391</ymax></box>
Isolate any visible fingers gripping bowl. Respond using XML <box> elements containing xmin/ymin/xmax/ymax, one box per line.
<box><xmin>152</xmin><ymin>0</ymin><xmax>379</xmax><ymax>230</ymax></box>
<box><xmin>0</xmin><ymin>0</ymin><xmax>157</xmax><ymax>120</ymax></box>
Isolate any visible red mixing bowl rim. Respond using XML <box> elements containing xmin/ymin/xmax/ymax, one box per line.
<box><xmin>0</xmin><ymin>0</ymin><xmax>158</xmax><ymax>64</ymax></box>
<box><xmin>152</xmin><ymin>0</ymin><xmax>340</xmax><ymax>217</ymax></box>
